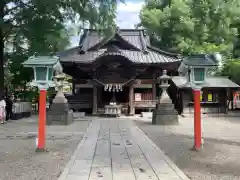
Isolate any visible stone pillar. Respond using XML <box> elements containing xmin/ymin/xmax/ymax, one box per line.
<box><xmin>92</xmin><ymin>86</ymin><xmax>98</xmax><ymax>115</ymax></box>
<box><xmin>129</xmin><ymin>84</ymin><xmax>134</xmax><ymax>115</ymax></box>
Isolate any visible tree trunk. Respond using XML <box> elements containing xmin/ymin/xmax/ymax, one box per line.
<box><xmin>0</xmin><ymin>1</ymin><xmax>5</xmax><ymax>97</ymax></box>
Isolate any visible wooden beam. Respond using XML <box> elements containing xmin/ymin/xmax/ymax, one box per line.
<box><xmin>75</xmin><ymin>84</ymin><xmax>94</xmax><ymax>88</ymax></box>
<box><xmin>133</xmin><ymin>84</ymin><xmax>152</xmax><ymax>88</ymax></box>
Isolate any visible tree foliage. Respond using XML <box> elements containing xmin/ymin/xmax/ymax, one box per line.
<box><xmin>220</xmin><ymin>59</ymin><xmax>240</xmax><ymax>85</ymax></box>
<box><xmin>1</xmin><ymin>0</ymin><xmax>121</xmax><ymax>96</ymax></box>
<box><xmin>139</xmin><ymin>0</ymin><xmax>240</xmax><ymax>84</ymax></box>
<box><xmin>140</xmin><ymin>0</ymin><xmax>239</xmax><ymax>55</ymax></box>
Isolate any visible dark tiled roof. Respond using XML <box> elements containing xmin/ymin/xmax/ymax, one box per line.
<box><xmin>59</xmin><ymin>29</ymin><xmax>181</xmax><ymax>64</ymax></box>
<box><xmin>82</xmin><ymin>34</ymin><xmax>104</xmax><ymax>51</ymax></box>
<box><xmin>80</xmin><ymin>29</ymin><xmax>146</xmax><ymax>51</ymax></box>
<box><xmin>121</xmin><ymin>35</ymin><xmax>142</xmax><ymax>50</ymax></box>
<box><xmin>59</xmin><ymin>48</ymin><xmax>180</xmax><ymax>64</ymax></box>
<box><xmin>172</xmin><ymin>76</ymin><xmax>239</xmax><ymax>88</ymax></box>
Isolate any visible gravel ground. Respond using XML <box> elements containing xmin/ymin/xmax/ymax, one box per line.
<box><xmin>0</xmin><ymin>116</ymin><xmax>90</xmax><ymax>180</ymax></box>
<box><xmin>135</xmin><ymin>115</ymin><xmax>240</xmax><ymax>180</ymax></box>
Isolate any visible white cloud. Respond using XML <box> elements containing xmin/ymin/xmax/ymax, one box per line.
<box><xmin>116</xmin><ymin>1</ymin><xmax>144</xmax><ymax>28</ymax></box>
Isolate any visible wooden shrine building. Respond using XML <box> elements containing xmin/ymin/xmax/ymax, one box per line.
<box><xmin>58</xmin><ymin>28</ymin><xmax>240</xmax><ymax>115</ymax></box>
<box><xmin>59</xmin><ymin>28</ymin><xmax>181</xmax><ymax>115</ymax></box>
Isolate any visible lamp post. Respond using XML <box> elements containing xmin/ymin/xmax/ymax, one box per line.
<box><xmin>22</xmin><ymin>56</ymin><xmax>61</xmax><ymax>152</ymax></box>
<box><xmin>178</xmin><ymin>54</ymin><xmax>220</xmax><ymax>150</ymax></box>
<box><xmin>193</xmin><ymin>86</ymin><xmax>202</xmax><ymax>150</ymax></box>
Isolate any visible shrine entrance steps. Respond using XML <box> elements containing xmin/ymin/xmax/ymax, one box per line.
<box><xmin>58</xmin><ymin>119</ymin><xmax>189</xmax><ymax>180</ymax></box>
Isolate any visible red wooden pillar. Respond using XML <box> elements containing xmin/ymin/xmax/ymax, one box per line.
<box><xmin>37</xmin><ymin>89</ymin><xmax>47</xmax><ymax>151</ymax></box>
<box><xmin>193</xmin><ymin>88</ymin><xmax>202</xmax><ymax>150</ymax></box>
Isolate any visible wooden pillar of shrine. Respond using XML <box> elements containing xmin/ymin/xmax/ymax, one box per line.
<box><xmin>129</xmin><ymin>84</ymin><xmax>134</xmax><ymax>115</ymax></box>
<box><xmin>230</xmin><ymin>89</ymin><xmax>234</xmax><ymax>110</ymax></box>
<box><xmin>98</xmin><ymin>86</ymin><xmax>102</xmax><ymax>108</ymax></box>
<box><xmin>152</xmin><ymin>75</ymin><xmax>157</xmax><ymax>101</ymax></box>
<box><xmin>92</xmin><ymin>86</ymin><xmax>98</xmax><ymax>115</ymax></box>
<box><xmin>219</xmin><ymin>89</ymin><xmax>227</xmax><ymax>113</ymax></box>
<box><xmin>72</xmin><ymin>80</ymin><xmax>75</xmax><ymax>95</ymax></box>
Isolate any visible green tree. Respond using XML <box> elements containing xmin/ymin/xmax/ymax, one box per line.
<box><xmin>139</xmin><ymin>0</ymin><xmax>240</xmax><ymax>84</ymax></box>
<box><xmin>220</xmin><ymin>59</ymin><xmax>240</xmax><ymax>85</ymax></box>
<box><xmin>1</xmin><ymin>0</ymin><xmax>121</xmax><ymax>97</ymax></box>
<box><xmin>140</xmin><ymin>0</ymin><xmax>239</xmax><ymax>55</ymax></box>
<box><xmin>140</xmin><ymin>0</ymin><xmax>194</xmax><ymax>53</ymax></box>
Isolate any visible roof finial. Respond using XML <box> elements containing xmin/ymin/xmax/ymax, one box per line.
<box><xmin>163</xmin><ymin>69</ymin><xmax>167</xmax><ymax>76</ymax></box>
<box><xmin>143</xmin><ymin>29</ymin><xmax>147</xmax><ymax>36</ymax></box>
<box><xmin>116</xmin><ymin>26</ymin><xmax>120</xmax><ymax>33</ymax></box>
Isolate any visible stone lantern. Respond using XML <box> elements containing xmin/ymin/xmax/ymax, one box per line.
<box><xmin>52</xmin><ymin>72</ymin><xmax>67</xmax><ymax>104</ymax></box>
<box><xmin>152</xmin><ymin>70</ymin><xmax>179</xmax><ymax>125</ymax></box>
<box><xmin>47</xmin><ymin>67</ymin><xmax>73</xmax><ymax>125</ymax></box>
<box><xmin>22</xmin><ymin>56</ymin><xmax>60</xmax><ymax>89</ymax></box>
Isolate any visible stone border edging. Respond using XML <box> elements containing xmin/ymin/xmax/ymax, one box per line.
<box><xmin>58</xmin><ymin>121</ymin><xmax>93</xmax><ymax>180</ymax></box>
<box><xmin>134</xmin><ymin>125</ymin><xmax>190</xmax><ymax>180</ymax></box>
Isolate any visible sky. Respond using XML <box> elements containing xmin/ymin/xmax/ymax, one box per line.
<box><xmin>69</xmin><ymin>0</ymin><xmax>144</xmax><ymax>47</ymax></box>
<box><xmin>116</xmin><ymin>0</ymin><xmax>144</xmax><ymax>29</ymax></box>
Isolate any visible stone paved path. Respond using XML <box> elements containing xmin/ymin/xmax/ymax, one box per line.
<box><xmin>58</xmin><ymin>119</ymin><xmax>190</xmax><ymax>180</ymax></box>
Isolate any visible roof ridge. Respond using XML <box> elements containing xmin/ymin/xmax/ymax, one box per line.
<box><xmin>139</xmin><ymin>31</ymin><xmax>148</xmax><ymax>53</ymax></box>
<box><xmin>79</xmin><ymin>30</ymin><xmax>88</xmax><ymax>46</ymax></box>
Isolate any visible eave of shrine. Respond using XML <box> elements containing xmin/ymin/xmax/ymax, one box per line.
<box><xmin>172</xmin><ymin>76</ymin><xmax>240</xmax><ymax>89</ymax></box>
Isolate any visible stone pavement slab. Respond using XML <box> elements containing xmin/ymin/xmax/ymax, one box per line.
<box><xmin>58</xmin><ymin>119</ymin><xmax>190</xmax><ymax>180</ymax></box>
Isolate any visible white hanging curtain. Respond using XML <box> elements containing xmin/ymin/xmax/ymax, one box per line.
<box><xmin>104</xmin><ymin>84</ymin><xmax>123</xmax><ymax>92</ymax></box>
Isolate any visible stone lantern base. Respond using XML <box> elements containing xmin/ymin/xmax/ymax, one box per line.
<box><xmin>47</xmin><ymin>92</ymin><xmax>73</xmax><ymax>125</ymax></box>
<box><xmin>152</xmin><ymin>103</ymin><xmax>179</xmax><ymax>125</ymax></box>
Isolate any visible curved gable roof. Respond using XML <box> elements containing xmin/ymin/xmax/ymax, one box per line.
<box><xmin>80</xmin><ymin>29</ymin><xmax>148</xmax><ymax>52</ymax></box>
<box><xmin>87</xmin><ymin>32</ymin><xmax>142</xmax><ymax>51</ymax></box>
<box><xmin>59</xmin><ymin>28</ymin><xmax>181</xmax><ymax>65</ymax></box>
